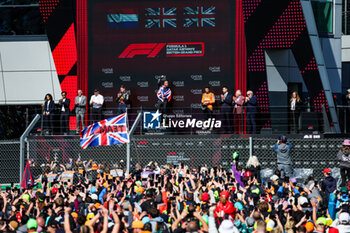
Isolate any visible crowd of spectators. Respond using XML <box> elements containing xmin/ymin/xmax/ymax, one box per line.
<box><xmin>1</xmin><ymin>143</ymin><xmax>350</xmax><ymax>233</ymax></box>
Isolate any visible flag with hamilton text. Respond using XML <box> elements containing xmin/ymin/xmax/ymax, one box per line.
<box><xmin>80</xmin><ymin>113</ymin><xmax>129</xmax><ymax>149</ymax></box>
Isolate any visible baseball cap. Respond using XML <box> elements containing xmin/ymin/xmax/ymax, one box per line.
<box><xmin>266</xmin><ymin>219</ymin><xmax>275</xmax><ymax>231</ymax></box>
<box><xmin>22</xmin><ymin>193</ymin><xmax>30</xmax><ymax>202</ymax></box>
<box><xmin>52</xmin><ymin>187</ymin><xmax>58</xmax><ymax>195</ymax></box>
<box><xmin>251</xmin><ymin>185</ymin><xmax>260</xmax><ymax>195</ymax></box>
<box><xmin>305</xmin><ymin>221</ymin><xmax>314</xmax><ymax>232</ymax></box>
<box><xmin>341</xmin><ymin>186</ymin><xmax>348</xmax><ymax>194</ymax></box>
<box><xmin>245</xmin><ymin>171</ymin><xmax>252</xmax><ymax>177</ymax></box>
<box><xmin>316</xmin><ymin>217</ymin><xmax>327</xmax><ymax>225</ymax></box>
<box><xmin>202</xmin><ymin>192</ymin><xmax>209</xmax><ymax>202</ymax></box>
<box><xmin>27</xmin><ymin>218</ymin><xmax>38</xmax><ymax>230</ymax></box>
<box><xmin>141</xmin><ymin>216</ymin><xmax>150</xmax><ymax>224</ymax></box>
<box><xmin>131</xmin><ymin>220</ymin><xmax>144</xmax><ymax>229</ymax></box>
<box><xmin>245</xmin><ymin>217</ymin><xmax>255</xmax><ymax>227</ymax></box>
<box><xmin>323</xmin><ymin>168</ymin><xmax>331</xmax><ymax>174</ymax></box>
<box><xmin>339</xmin><ymin>212</ymin><xmax>350</xmax><ymax>224</ymax></box>
<box><xmin>136</xmin><ymin>187</ymin><xmax>144</xmax><ymax>194</ymax></box>
<box><xmin>343</xmin><ymin>139</ymin><xmax>350</xmax><ymax>146</ymax></box>
<box><xmin>220</xmin><ymin>190</ymin><xmax>230</xmax><ymax>199</ymax></box>
<box><xmin>8</xmin><ymin>221</ymin><xmax>19</xmax><ymax>231</ymax></box>
<box><xmin>278</xmin><ymin>135</ymin><xmax>287</xmax><ymax>143</ymax></box>
<box><xmin>91</xmin><ymin>193</ymin><xmax>98</xmax><ymax>201</ymax></box>
<box><xmin>290</xmin><ymin>177</ymin><xmax>297</xmax><ymax>183</ymax></box>
<box><xmin>218</xmin><ymin>220</ymin><xmax>235</xmax><ymax>233</ymax></box>
<box><xmin>298</xmin><ymin>196</ymin><xmax>308</xmax><ymax>206</ymax></box>
<box><xmin>328</xmin><ymin>227</ymin><xmax>339</xmax><ymax>233</ymax></box>
<box><xmin>270</xmin><ymin>175</ymin><xmax>279</xmax><ymax>182</ymax></box>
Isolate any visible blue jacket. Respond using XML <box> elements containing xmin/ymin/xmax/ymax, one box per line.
<box><xmin>321</xmin><ymin>176</ymin><xmax>337</xmax><ymax>196</ymax></box>
<box><xmin>246</xmin><ymin>96</ymin><xmax>257</xmax><ymax>113</ymax></box>
<box><xmin>220</xmin><ymin>93</ymin><xmax>233</xmax><ymax>112</ymax></box>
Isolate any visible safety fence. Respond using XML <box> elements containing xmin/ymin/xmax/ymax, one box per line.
<box><xmin>0</xmin><ymin>136</ymin><xmax>346</xmax><ymax>184</ymax></box>
<box><xmin>0</xmin><ymin>140</ymin><xmax>20</xmax><ymax>184</ymax></box>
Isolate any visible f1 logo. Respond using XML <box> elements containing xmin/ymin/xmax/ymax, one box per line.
<box><xmin>119</xmin><ymin>43</ymin><xmax>166</xmax><ymax>58</ymax></box>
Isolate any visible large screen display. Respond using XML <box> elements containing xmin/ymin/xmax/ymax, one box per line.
<box><xmin>88</xmin><ymin>0</ymin><xmax>236</xmax><ymax>113</ymax></box>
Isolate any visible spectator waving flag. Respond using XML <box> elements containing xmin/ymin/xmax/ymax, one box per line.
<box><xmin>107</xmin><ymin>9</ymin><xmax>138</xmax><ymax>28</ymax></box>
<box><xmin>80</xmin><ymin>113</ymin><xmax>129</xmax><ymax>149</ymax></box>
<box><xmin>21</xmin><ymin>160</ymin><xmax>34</xmax><ymax>190</ymax></box>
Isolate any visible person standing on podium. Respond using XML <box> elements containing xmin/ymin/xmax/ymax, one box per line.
<box><xmin>75</xmin><ymin>89</ymin><xmax>87</xmax><ymax>134</ymax></box>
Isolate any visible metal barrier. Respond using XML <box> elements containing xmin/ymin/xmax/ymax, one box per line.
<box><xmin>0</xmin><ymin>140</ymin><xmax>20</xmax><ymax>184</ymax></box>
<box><xmin>25</xmin><ymin>135</ymin><xmax>345</xmax><ymax>181</ymax></box>
<box><xmin>3</xmin><ymin>105</ymin><xmax>350</xmax><ymax>139</ymax></box>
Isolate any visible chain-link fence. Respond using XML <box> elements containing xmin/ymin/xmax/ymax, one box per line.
<box><xmin>0</xmin><ymin>135</ymin><xmax>346</xmax><ymax>184</ymax></box>
<box><xmin>0</xmin><ymin>140</ymin><xmax>20</xmax><ymax>184</ymax></box>
<box><xmin>24</xmin><ymin>135</ymin><xmax>345</xmax><ymax>180</ymax></box>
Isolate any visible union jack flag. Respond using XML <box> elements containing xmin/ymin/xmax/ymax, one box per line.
<box><xmin>145</xmin><ymin>8</ymin><xmax>177</xmax><ymax>28</ymax></box>
<box><xmin>80</xmin><ymin>113</ymin><xmax>129</xmax><ymax>149</ymax></box>
<box><xmin>157</xmin><ymin>86</ymin><xmax>172</xmax><ymax>102</ymax></box>
<box><xmin>184</xmin><ymin>6</ymin><xmax>215</xmax><ymax>28</ymax></box>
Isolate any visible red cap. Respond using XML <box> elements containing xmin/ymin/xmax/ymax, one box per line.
<box><xmin>159</xmin><ymin>205</ymin><xmax>167</xmax><ymax>214</ymax></box>
<box><xmin>323</xmin><ymin>168</ymin><xmax>331</xmax><ymax>174</ymax></box>
<box><xmin>328</xmin><ymin>227</ymin><xmax>339</xmax><ymax>233</ymax></box>
<box><xmin>220</xmin><ymin>190</ymin><xmax>230</xmax><ymax>199</ymax></box>
<box><xmin>52</xmin><ymin>187</ymin><xmax>58</xmax><ymax>195</ymax></box>
<box><xmin>245</xmin><ymin>171</ymin><xmax>252</xmax><ymax>177</ymax></box>
<box><xmin>202</xmin><ymin>192</ymin><xmax>209</xmax><ymax>202</ymax></box>
<box><xmin>16</xmin><ymin>213</ymin><xmax>22</xmax><ymax>223</ymax></box>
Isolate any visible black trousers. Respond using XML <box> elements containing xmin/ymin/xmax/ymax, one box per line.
<box><xmin>203</xmin><ymin>107</ymin><xmax>213</xmax><ymax>120</ymax></box>
<box><xmin>60</xmin><ymin>111</ymin><xmax>70</xmax><ymax>134</ymax></box>
<box><xmin>290</xmin><ymin>111</ymin><xmax>300</xmax><ymax>133</ymax></box>
<box><xmin>340</xmin><ymin>167</ymin><xmax>350</xmax><ymax>187</ymax></box>
<box><xmin>117</xmin><ymin>103</ymin><xmax>127</xmax><ymax>115</ymax></box>
<box><xmin>157</xmin><ymin>100</ymin><xmax>168</xmax><ymax>123</ymax></box>
<box><xmin>246</xmin><ymin>112</ymin><xmax>256</xmax><ymax>134</ymax></box>
<box><xmin>43</xmin><ymin>113</ymin><xmax>54</xmax><ymax>133</ymax></box>
<box><xmin>92</xmin><ymin>108</ymin><xmax>102</xmax><ymax>123</ymax></box>
<box><xmin>221</xmin><ymin>111</ymin><xmax>232</xmax><ymax>133</ymax></box>
<box><xmin>233</xmin><ymin>113</ymin><xmax>242</xmax><ymax>134</ymax></box>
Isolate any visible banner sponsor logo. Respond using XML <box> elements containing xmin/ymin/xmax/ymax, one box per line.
<box><xmin>164</xmin><ymin>118</ymin><xmax>221</xmax><ymax>129</ymax></box>
<box><xmin>209</xmin><ymin>81</ymin><xmax>220</xmax><ymax>87</ymax></box>
<box><xmin>190</xmin><ymin>103</ymin><xmax>202</xmax><ymax>109</ymax></box>
<box><xmin>104</xmin><ymin>96</ymin><xmax>113</xmax><ymax>102</ymax></box>
<box><xmin>119</xmin><ymin>42</ymin><xmax>204</xmax><ymax>58</ymax></box>
<box><xmin>172</xmin><ymin>109</ymin><xmax>184</xmax><ymax>115</ymax></box>
<box><xmin>119</xmin><ymin>76</ymin><xmax>131</xmax><ymax>81</ymax></box>
<box><xmin>173</xmin><ymin>95</ymin><xmax>184</xmax><ymax>102</ymax></box>
<box><xmin>102</xmin><ymin>82</ymin><xmax>113</xmax><ymax>88</ymax></box>
<box><xmin>102</xmin><ymin>68</ymin><xmax>113</xmax><ymax>74</ymax></box>
<box><xmin>166</xmin><ymin>151</ymin><xmax>191</xmax><ymax>165</ymax></box>
<box><xmin>190</xmin><ymin>89</ymin><xmax>202</xmax><ymax>95</ymax></box>
<box><xmin>137</xmin><ymin>96</ymin><xmax>149</xmax><ymax>102</ymax></box>
<box><xmin>143</xmin><ymin>110</ymin><xmax>221</xmax><ymax>130</ymax></box>
<box><xmin>143</xmin><ymin>111</ymin><xmax>161</xmax><ymax>129</ymax></box>
<box><xmin>102</xmin><ymin>110</ymin><xmax>114</xmax><ymax>116</ymax></box>
<box><xmin>190</xmin><ymin>74</ymin><xmax>203</xmax><ymax>81</ymax></box>
<box><xmin>173</xmin><ymin>81</ymin><xmax>184</xmax><ymax>87</ymax></box>
<box><xmin>209</xmin><ymin>66</ymin><xmax>221</xmax><ymax>72</ymax></box>
<box><xmin>137</xmin><ymin>82</ymin><xmax>149</xmax><ymax>87</ymax></box>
